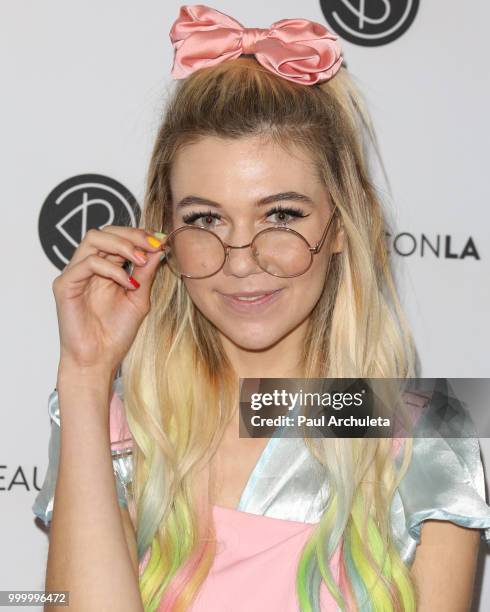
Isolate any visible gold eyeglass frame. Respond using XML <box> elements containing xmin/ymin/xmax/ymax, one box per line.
<box><xmin>161</xmin><ymin>205</ymin><xmax>339</xmax><ymax>279</ymax></box>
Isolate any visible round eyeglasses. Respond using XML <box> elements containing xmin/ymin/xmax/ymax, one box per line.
<box><xmin>160</xmin><ymin>206</ymin><xmax>338</xmax><ymax>279</ymax></box>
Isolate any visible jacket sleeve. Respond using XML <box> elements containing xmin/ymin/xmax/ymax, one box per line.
<box><xmin>390</xmin><ymin>380</ymin><xmax>490</xmax><ymax>566</ymax></box>
<box><xmin>32</xmin><ymin>376</ymin><xmax>134</xmax><ymax>528</ymax></box>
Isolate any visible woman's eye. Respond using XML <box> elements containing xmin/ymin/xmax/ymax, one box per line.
<box><xmin>266</xmin><ymin>206</ymin><xmax>308</xmax><ymax>225</ymax></box>
<box><xmin>182</xmin><ymin>211</ymin><xmax>221</xmax><ymax>227</ymax></box>
<box><xmin>268</xmin><ymin>211</ymin><xmax>294</xmax><ymax>224</ymax></box>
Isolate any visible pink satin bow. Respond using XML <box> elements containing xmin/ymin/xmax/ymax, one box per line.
<box><xmin>169</xmin><ymin>4</ymin><xmax>344</xmax><ymax>86</ymax></box>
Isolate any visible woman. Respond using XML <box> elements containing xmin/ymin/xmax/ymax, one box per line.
<box><xmin>33</xmin><ymin>5</ymin><xmax>490</xmax><ymax>611</ymax></box>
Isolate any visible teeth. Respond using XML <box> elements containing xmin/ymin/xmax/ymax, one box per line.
<box><xmin>235</xmin><ymin>295</ymin><xmax>267</xmax><ymax>301</ymax></box>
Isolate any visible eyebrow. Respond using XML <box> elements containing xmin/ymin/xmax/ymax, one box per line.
<box><xmin>175</xmin><ymin>191</ymin><xmax>315</xmax><ymax>210</ymax></box>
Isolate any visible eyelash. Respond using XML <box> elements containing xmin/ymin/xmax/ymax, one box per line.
<box><xmin>181</xmin><ymin>205</ymin><xmax>309</xmax><ymax>227</ymax></box>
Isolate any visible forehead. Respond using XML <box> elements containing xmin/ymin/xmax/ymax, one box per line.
<box><xmin>169</xmin><ymin>135</ymin><xmax>324</xmax><ymax>204</ymax></box>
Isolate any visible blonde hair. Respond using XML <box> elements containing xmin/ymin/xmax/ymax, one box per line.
<box><xmin>121</xmin><ymin>57</ymin><xmax>418</xmax><ymax>611</ymax></box>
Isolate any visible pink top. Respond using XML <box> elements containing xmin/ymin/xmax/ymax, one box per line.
<box><xmin>188</xmin><ymin>505</ymin><xmax>341</xmax><ymax>611</ymax></box>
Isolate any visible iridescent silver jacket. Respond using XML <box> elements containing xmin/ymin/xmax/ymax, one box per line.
<box><xmin>32</xmin><ymin>378</ymin><xmax>490</xmax><ymax>566</ymax></box>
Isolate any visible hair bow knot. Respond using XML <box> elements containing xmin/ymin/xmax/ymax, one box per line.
<box><xmin>169</xmin><ymin>4</ymin><xmax>344</xmax><ymax>85</ymax></box>
<box><xmin>241</xmin><ymin>27</ymin><xmax>268</xmax><ymax>54</ymax></box>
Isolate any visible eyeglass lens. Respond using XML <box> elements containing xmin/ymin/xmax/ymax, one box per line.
<box><xmin>163</xmin><ymin>227</ymin><xmax>315</xmax><ymax>278</ymax></box>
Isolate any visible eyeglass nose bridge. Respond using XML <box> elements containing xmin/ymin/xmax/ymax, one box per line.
<box><xmin>221</xmin><ymin>239</ymin><xmax>259</xmax><ymax>268</ymax></box>
<box><xmin>223</xmin><ymin>240</ymin><xmax>253</xmax><ymax>253</ymax></box>
<box><xmin>223</xmin><ymin>241</ymin><xmax>253</xmax><ymax>251</ymax></box>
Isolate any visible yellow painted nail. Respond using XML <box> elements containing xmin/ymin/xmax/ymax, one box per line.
<box><xmin>147</xmin><ymin>236</ymin><xmax>161</xmax><ymax>248</ymax></box>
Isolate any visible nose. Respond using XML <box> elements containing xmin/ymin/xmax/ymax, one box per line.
<box><xmin>222</xmin><ymin>244</ymin><xmax>263</xmax><ymax>278</ymax></box>
<box><xmin>221</xmin><ymin>233</ymin><xmax>262</xmax><ymax>278</ymax></box>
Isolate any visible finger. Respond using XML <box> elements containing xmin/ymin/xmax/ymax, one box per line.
<box><xmin>66</xmin><ymin>227</ymin><xmax>167</xmax><ymax>270</ymax></box>
<box><xmin>111</xmin><ymin>230</ymin><xmax>168</xmax><ymax>271</ymax></box>
<box><xmin>122</xmin><ymin>236</ymin><xmax>168</xmax><ymax>299</ymax></box>
<box><xmin>104</xmin><ymin>228</ymin><xmax>169</xmax><ymax>266</ymax></box>
<box><xmin>58</xmin><ymin>253</ymin><xmax>141</xmax><ymax>293</ymax></box>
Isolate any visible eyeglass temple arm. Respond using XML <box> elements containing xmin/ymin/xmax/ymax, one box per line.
<box><xmin>311</xmin><ymin>206</ymin><xmax>338</xmax><ymax>253</ymax></box>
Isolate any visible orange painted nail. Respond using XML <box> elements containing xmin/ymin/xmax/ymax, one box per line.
<box><xmin>134</xmin><ymin>250</ymin><xmax>148</xmax><ymax>264</ymax></box>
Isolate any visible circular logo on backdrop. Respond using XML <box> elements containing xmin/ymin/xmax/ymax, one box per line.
<box><xmin>39</xmin><ymin>174</ymin><xmax>140</xmax><ymax>271</ymax></box>
<box><xmin>319</xmin><ymin>0</ymin><xmax>419</xmax><ymax>46</ymax></box>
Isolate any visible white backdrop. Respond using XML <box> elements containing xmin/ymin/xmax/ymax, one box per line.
<box><xmin>2</xmin><ymin>1</ymin><xmax>489</xmax><ymax>609</ymax></box>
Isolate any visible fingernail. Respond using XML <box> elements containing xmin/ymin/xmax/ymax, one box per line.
<box><xmin>128</xmin><ymin>275</ymin><xmax>140</xmax><ymax>289</ymax></box>
<box><xmin>153</xmin><ymin>232</ymin><xmax>167</xmax><ymax>241</ymax></box>
<box><xmin>159</xmin><ymin>252</ymin><xmax>166</xmax><ymax>263</ymax></box>
<box><xmin>147</xmin><ymin>236</ymin><xmax>161</xmax><ymax>248</ymax></box>
<box><xmin>134</xmin><ymin>250</ymin><xmax>148</xmax><ymax>265</ymax></box>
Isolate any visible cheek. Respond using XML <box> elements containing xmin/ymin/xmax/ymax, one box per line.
<box><xmin>182</xmin><ymin>279</ymin><xmax>213</xmax><ymax>312</ymax></box>
<box><xmin>295</xmin><ymin>248</ymin><xmax>330</xmax><ymax>287</ymax></box>
<box><xmin>288</xmin><ymin>260</ymin><xmax>327</xmax><ymax>312</ymax></box>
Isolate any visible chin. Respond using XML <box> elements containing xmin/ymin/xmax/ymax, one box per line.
<box><xmin>217</xmin><ymin>322</ymin><xmax>293</xmax><ymax>352</ymax></box>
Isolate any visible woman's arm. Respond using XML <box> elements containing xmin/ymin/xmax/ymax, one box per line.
<box><xmin>119</xmin><ymin>506</ymin><xmax>139</xmax><ymax>579</ymax></box>
<box><xmin>45</xmin><ymin>365</ymin><xmax>143</xmax><ymax>611</ymax></box>
<box><xmin>410</xmin><ymin>519</ymin><xmax>480</xmax><ymax>611</ymax></box>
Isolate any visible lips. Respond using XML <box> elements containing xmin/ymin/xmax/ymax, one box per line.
<box><xmin>222</xmin><ymin>290</ymin><xmax>281</xmax><ymax>299</ymax></box>
<box><xmin>219</xmin><ymin>289</ymin><xmax>284</xmax><ymax>313</ymax></box>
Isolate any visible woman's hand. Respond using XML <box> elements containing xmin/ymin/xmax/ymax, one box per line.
<box><xmin>52</xmin><ymin>226</ymin><xmax>167</xmax><ymax>375</ymax></box>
